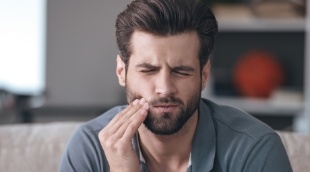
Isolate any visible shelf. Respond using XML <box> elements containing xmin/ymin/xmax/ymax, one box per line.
<box><xmin>208</xmin><ymin>1</ymin><xmax>310</xmax><ymax>132</ymax></box>
<box><xmin>205</xmin><ymin>96</ymin><xmax>304</xmax><ymax>116</ymax></box>
<box><xmin>217</xmin><ymin>18</ymin><xmax>306</xmax><ymax>32</ymax></box>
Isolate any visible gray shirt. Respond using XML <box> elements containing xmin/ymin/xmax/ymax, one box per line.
<box><xmin>60</xmin><ymin>98</ymin><xmax>292</xmax><ymax>172</ymax></box>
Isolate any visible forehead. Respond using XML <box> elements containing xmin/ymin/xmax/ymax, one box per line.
<box><xmin>129</xmin><ymin>30</ymin><xmax>200</xmax><ymax>66</ymax></box>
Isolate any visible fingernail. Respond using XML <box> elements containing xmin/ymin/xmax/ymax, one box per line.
<box><xmin>143</xmin><ymin>103</ymin><xmax>149</xmax><ymax>110</ymax></box>
<box><xmin>133</xmin><ymin>99</ymin><xmax>139</xmax><ymax>105</ymax></box>
<box><xmin>139</xmin><ymin>98</ymin><xmax>145</xmax><ymax>104</ymax></box>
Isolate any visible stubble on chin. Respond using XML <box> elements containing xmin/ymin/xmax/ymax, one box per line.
<box><xmin>125</xmin><ymin>86</ymin><xmax>200</xmax><ymax>135</ymax></box>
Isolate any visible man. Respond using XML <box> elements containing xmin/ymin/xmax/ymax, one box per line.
<box><xmin>60</xmin><ymin>0</ymin><xmax>292</xmax><ymax>171</ymax></box>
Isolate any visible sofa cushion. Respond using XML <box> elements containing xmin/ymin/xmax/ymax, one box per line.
<box><xmin>0</xmin><ymin>122</ymin><xmax>82</xmax><ymax>172</ymax></box>
<box><xmin>277</xmin><ymin>131</ymin><xmax>310</xmax><ymax>172</ymax></box>
<box><xmin>0</xmin><ymin>122</ymin><xmax>310</xmax><ymax>172</ymax></box>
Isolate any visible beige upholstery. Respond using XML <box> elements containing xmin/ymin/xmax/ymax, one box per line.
<box><xmin>0</xmin><ymin>122</ymin><xmax>81</xmax><ymax>172</ymax></box>
<box><xmin>0</xmin><ymin>122</ymin><xmax>309</xmax><ymax>172</ymax></box>
<box><xmin>277</xmin><ymin>131</ymin><xmax>310</xmax><ymax>172</ymax></box>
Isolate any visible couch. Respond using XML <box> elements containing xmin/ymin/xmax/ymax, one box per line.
<box><xmin>0</xmin><ymin>122</ymin><xmax>309</xmax><ymax>172</ymax></box>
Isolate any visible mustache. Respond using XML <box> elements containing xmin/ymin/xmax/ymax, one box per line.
<box><xmin>148</xmin><ymin>97</ymin><xmax>183</xmax><ymax>106</ymax></box>
<box><xmin>126</xmin><ymin>88</ymin><xmax>183</xmax><ymax>106</ymax></box>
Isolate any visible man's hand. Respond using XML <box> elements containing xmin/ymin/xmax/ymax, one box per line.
<box><xmin>98</xmin><ymin>98</ymin><xmax>149</xmax><ymax>172</ymax></box>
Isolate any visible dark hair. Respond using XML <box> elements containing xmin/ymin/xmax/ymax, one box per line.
<box><xmin>115</xmin><ymin>0</ymin><xmax>218</xmax><ymax>70</ymax></box>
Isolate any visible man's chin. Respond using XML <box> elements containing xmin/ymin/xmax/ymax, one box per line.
<box><xmin>142</xmin><ymin>123</ymin><xmax>181</xmax><ymax>135</ymax></box>
<box><xmin>143</xmin><ymin>112</ymin><xmax>184</xmax><ymax>135</ymax></box>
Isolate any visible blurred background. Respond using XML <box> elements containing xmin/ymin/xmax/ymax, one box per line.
<box><xmin>0</xmin><ymin>0</ymin><xmax>309</xmax><ymax>133</ymax></box>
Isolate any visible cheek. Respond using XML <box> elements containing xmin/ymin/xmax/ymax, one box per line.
<box><xmin>178</xmin><ymin>76</ymin><xmax>202</xmax><ymax>98</ymax></box>
<box><xmin>127</xmin><ymin>75</ymin><xmax>153</xmax><ymax>97</ymax></box>
<box><xmin>181</xmin><ymin>81</ymin><xmax>200</xmax><ymax>97</ymax></box>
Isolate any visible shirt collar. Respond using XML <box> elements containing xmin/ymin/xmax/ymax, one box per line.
<box><xmin>190</xmin><ymin>99</ymin><xmax>216</xmax><ymax>171</ymax></box>
<box><xmin>136</xmin><ymin>136</ymin><xmax>192</xmax><ymax>167</ymax></box>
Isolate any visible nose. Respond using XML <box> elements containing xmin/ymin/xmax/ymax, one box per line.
<box><xmin>155</xmin><ymin>70</ymin><xmax>176</xmax><ymax>96</ymax></box>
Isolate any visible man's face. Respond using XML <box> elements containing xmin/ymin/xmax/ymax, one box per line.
<box><xmin>116</xmin><ymin>31</ymin><xmax>210</xmax><ymax>135</ymax></box>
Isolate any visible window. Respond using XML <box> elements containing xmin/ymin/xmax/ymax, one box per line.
<box><xmin>0</xmin><ymin>0</ymin><xmax>46</xmax><ymax>95</ymax></box>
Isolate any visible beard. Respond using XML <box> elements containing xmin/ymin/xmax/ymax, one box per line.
<box><xmin>125</xmin><ymin>85</ymin><xmax>201</xmax><ymax>135</ymax></box>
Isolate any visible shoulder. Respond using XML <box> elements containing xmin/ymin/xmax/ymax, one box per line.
<box><xmin>80</xmin><ymin>105</ymin><xmax>126</xmax><ymax>134</ymax></box>
<box><xmin>69</xmin><ymin>105</ymin><xmax>127</xmax><ymax>148</ymax></box>
<box><xmin>200</xmin><ymin>99</ymin><xmax>292</xmax><ymax>171</ymax></box>
<box><xmin>60</xmin><ymin>105</ymin><xmax>126</xmax><ymax>172</ymax></box>
<box><xmin>201</xmin><ymin>98</ymin><xmax>274</xmax><ymax>140</ymax></box>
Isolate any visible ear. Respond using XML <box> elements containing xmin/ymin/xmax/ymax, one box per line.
<box><xmin>201</xmin><ymin>60</ymin><xmax>211</xmax><ymax>91</ymax></box>
<box><xmin>116</xmin><ymin>55</ymin><xmax>126</xmax><ymax>87</ymax></box>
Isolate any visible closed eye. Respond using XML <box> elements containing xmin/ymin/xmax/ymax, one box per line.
<box><xmin>136</xmin><ymin>63</ymin><xmax>160</xmax><ymax>74</ymax></box>
<box><xmin>173</xmin><ymin>70</ymin><xmax>190</xmax><ymax>76</ymax></box>
<box><xmin>172</xmin><ymin>65</ymin><xmax>194</xmax><ymax>76</ymax></box>
<box><xmin>140</xmin><ymin>69</ymin><xmax>157</xmax><ymax>73</ymax></box>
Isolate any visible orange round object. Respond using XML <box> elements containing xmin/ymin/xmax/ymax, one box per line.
<box><xmin>234</xmin><ymin>50</ymin><xmax>285</xmax><ymax>98</ymax></box>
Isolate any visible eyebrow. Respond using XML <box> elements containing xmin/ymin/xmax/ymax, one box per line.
<box><xmin>136</xmin><ymin>63</ymin><xmax>195</xmax><ymax>71</ymax></box>
<box><xmin>173</xmin><ymin>65</ymin><xmax>195</xmax><ymax>72</ymax></box>
<box><xmin>136</xmin><ymin>63</ymin><xmax>159</xmax><ymax>69</ymax></box>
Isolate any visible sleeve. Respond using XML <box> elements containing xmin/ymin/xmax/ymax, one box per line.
<box><xmin>59</xmin><ymin>126</ymin><xmax>109</xmax><ymax>172</ymax></box>
<box><xmin>242</xmin><ymin>133</ymin><xmax>293</xmax><ymax>172</ymax></box>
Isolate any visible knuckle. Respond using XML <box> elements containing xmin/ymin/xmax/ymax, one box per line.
<box><xmin>105</xmin><ymin>139</ymin><xmax>115</xmax><ymax>148</ymax></box>
<box><xmin>101</xmin><ymin>138</ymin><xmax>118</xmax><ymax>151</ymax></box>
<box><xmin>98</xmin><ymin>130</ymin><xmax>108</xmax><ymax>141</ymax></box>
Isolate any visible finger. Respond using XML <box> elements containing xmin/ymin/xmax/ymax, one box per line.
<box><xmin>105</xmin><ymin>99</ymin><xmax>144</xmax><ymax>135</ymax></box>
<box><xmin>99</xmin><ymin>99</ymin><xmax>139</xmax><ymax>140</ymax></box>
<box><xmin>109</xmin><ymin>100</ymin><xmax>147</xmax><ymax>138</ymax></box>
<box><xmin>98</xmin><ymin>100</ymin><xmax>141</xmax><ymax>145</ymax></box>
<box><xmin>112</xmin><ymin>102</ymin><xmax>148</xmax><ymax>139</ymax></box>
<box><xmin>121</xmin><ymin>103</ymin><xmax>149</xmax><ymax>141</ymax></box>
<box><xmin>104</xmin><ymin>99</ymin><xmax>139</xmax><ymax>130</ymax></box>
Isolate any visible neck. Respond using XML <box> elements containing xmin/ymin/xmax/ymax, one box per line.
<box><xmin>138</xmin><ymin>110</ymin><xmax>198</xmax><ymax>172</ymax></box>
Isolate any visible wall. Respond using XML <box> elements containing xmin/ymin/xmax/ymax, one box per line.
<box><xmin>45</xmin><ymin>0</ymin><xmax>132</xmax><ymax>108</ymax></box>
